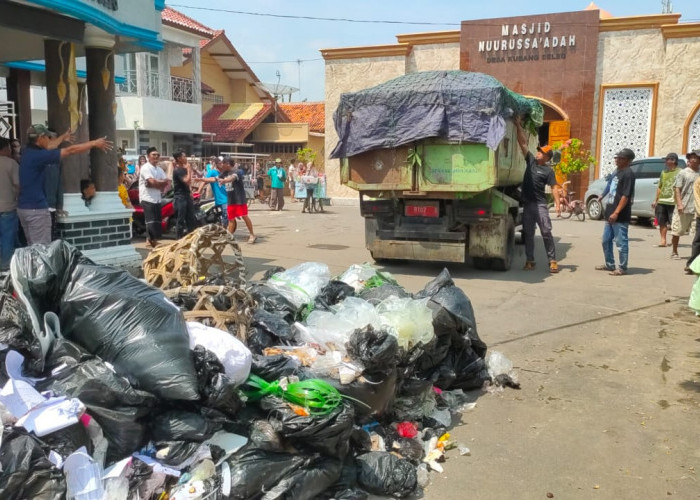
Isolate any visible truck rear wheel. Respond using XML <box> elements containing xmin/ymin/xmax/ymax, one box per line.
<box><xmin>492</xmin><ymin>216</ymin><xmax>515</xmax><ymax>271</ymax></box>
<box><xmin>472</xmin><ymin>257</ymin><xmax>492</xmax><ymax>270</ymax></box>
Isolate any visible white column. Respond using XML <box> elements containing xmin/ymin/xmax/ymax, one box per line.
<box><xmin>192</xmin><ymin>45</ymin><xmax>201</xmax><ymax>105</ymax></box>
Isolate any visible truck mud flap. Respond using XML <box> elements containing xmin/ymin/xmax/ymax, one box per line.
<box><xmin>469</xmin><ymin>217</ymin><xmax>508</xmax><ymax>259</ymax></box>
<box><xmin>369</xmin><ymin>239</ymin><xmax>465</xmax><ymax>263</ymax></box>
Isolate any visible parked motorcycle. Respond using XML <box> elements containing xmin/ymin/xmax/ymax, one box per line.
<box><xmin>128</xmin><ymin>181</ymin><xmax>204</xmax><ymax>237</ymax></box>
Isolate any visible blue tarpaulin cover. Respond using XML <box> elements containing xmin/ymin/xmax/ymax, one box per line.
<box><xmin>330</xmin><ymin>70</ymin><xmax>543</xmax><ymax>159</ymax></box>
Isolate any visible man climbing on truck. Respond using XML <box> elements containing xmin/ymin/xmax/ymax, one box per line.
<box><xmin>514</xmin><ymin>116</ymin><xmax>561</xmax><ymax>273</ymax></box>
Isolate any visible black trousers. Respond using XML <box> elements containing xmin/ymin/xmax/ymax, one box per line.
<box><xmin>174</xmin><ymin>195</ymin><xmax>197</xmax><ymax>239</ymax></box>
<box><xmin>142</xmin><ymin>200</ymin><xmax>162</xmax><ymax>241</ymax></box>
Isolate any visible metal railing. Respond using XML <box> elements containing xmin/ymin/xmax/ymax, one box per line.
<box><xmin>202</xmin><ymin>94</ymin><xmax>224</xmax><ymax>104</ymax></box>
<box><xmin>117</xmin><ymin>71</ymin><xmax>199</xmax><ymax>104</ymax></box>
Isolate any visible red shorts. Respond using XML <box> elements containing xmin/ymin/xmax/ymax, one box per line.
<box><xmin>227</xmin><ymin>204</ymin><xmax>248</xmax><ymax>219</ymax></box>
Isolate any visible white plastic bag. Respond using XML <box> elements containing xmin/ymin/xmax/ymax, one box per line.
<box><xmin>265</xmin><ymin>262</ymin><xmax>331</xmax><ymax>308</ymax></box>
<box><xmin>376</xmin><ymin>297</ymin><xmax>434</xmax><ymax>349</ymax></box>
<box><xmin>486</xmin><ymin>351</ymin><xmax>513</xmax><ymax>379</ymax></box>
<box><xmin>186</xmin><ymin>322</ymin><xmax>252</xmax><ymax>386</ymax></box>
<box><xmin>299</xmin><ymin>297</ymin><xmax>381</xmax><ymax>354</ymax></box>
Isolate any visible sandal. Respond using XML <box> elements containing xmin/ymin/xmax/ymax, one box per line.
<box><xmin>549</xmin><ymin>260</ymin><xmax>559</xmax><ymax>273</ymax></box>
<box><xmin>671</xmin><ymin>253</ymin><xmax>680</xmax><ymax>260</ymax></box>
<box><xmin>609</xmin><ymin>269</ymin><xmax>625</xmax><ymax>276</ymax></box>
<box><xmin>523</xmin><ymin>261</ymin><xmax>536</xmax><ymax>271</ymax></box>
<box><xmin>595</xmin><ymin>265</ymin><xmax>614</xmax><ymax>271</ymax></box>
<box><xmin>248</xmin><ymin>235</ymin><xmax>257</xmax><ymax>244</ymax></box>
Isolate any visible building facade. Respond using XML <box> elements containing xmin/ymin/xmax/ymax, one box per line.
<box><xmin>321</xmin><ymin>6</ymin><xmax>700</xmax><ymax>200</ymax></box>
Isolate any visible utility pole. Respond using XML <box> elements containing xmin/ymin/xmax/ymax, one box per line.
<box><xmin>661</xmin><ymin>0</ymin><xmax>672</xmax><ymax>13</ymax></box>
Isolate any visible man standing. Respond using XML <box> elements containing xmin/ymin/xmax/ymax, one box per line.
<box><xmin>199</xmin><ymin>157</ymin><xmax>229</xmax><ymax>226</ymax></box>
<box><xmin>684</xmin><ymin>152</ymin><xmax>700</xmax><ymax>274</ymax></box>
<box><xmin>220</xmin><ymin>158</ymin><xmax>257</xmax><ymax>243</ymax></box>
<box><xmin>0</xmin><ymin>138</ymin><xmax>19</xmax><ymax>270</ymax></box>
<box><xmin>670</xmin><ymin>150</ymin><xmax>699</xmax><ymax>260</ymax></box>
<box><xmin>172</xmin><ymin>149</ymin><xmax>197</xmax><ymax>239</ymax></box>
<box><xmin>288</xmin><ymin>159</ymin><xmax>297</xmax><ymax>202</ymax></box>
<box><xmin>267</xmin><ymin>158</ymin><xmax>286</xmax><ymax>211</ymax></box>
<box><xmin>18</xmin><ymin>124</ymin><xmax>112</xmax><ymax>245</ymax></box>
<box><xmin>651</xmin><ymin>153</ymin><xmax>680</xmax><ymax>248</ymax></box>
<box><xmin>514</xmin><ymin>117</ymin><xmax>561</xmax><ymax>273</ymax></box>
<box><xmin>596</xmin><ymin>148</ymin><xmax>636</xmax><ymax>276</ymax></box>
<box><xmin>139</xmin><ymin>146</ymin><xmax>169</xmax><ymax>248</ymax></box>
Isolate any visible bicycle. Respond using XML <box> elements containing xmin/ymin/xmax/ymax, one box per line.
<box><xmin>558</xmin><ymin>181</ymin><xmax>586</xmax><ymax>221</ymax></box>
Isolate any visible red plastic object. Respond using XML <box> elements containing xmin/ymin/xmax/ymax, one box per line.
<box><xmin>396</xmin><ymin>421</ymin><xmax>418</xmax><ymax>439</ymax></box>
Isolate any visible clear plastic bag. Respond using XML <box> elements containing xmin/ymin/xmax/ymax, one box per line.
<box><xmin>299</xmin><ymin>297</ymin><xmax>381</xmax><ymax>354</ymax></box>
<box><xmin>376</xmin><ymin>297</ymin><xmax>434</xmax><ymax>350</ymax></box>
<box><xmin>265</xmin><ymin>262</ymin><xmax>331</xmax><ymax>308</ymax></box>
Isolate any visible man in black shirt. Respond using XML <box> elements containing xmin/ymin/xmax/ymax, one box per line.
<box><xmin>596</xmin><ymin>148</ymin><xmax>636</xmax><ymax>276</ymax></box>
<box><xmin>515</xmin><ymin>116</ymin><xmax>561</xmax><ymax>273</ymax></box>
<box><xmin>172</xmin><ymin>149</ymin><xmax>197</xmax><ymax>239</ymax></box>
<box><xmin>220</xmin><ymin>158</ymin><xmax>257</xmax><ymax>243</ymax></box>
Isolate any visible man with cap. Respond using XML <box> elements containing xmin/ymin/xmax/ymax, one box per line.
<box><xmin>18</xmin><ymin>124</ymin><xmax>112</xmax><ymax>245</ymax></box>
<box><xmin>596</xmin><ymin>148</ymin><xmax>636</xmax><ymax>275</ymax></box>
<box><xmin>651</xmin><ymin>153</ymin><xmax>680</xmax><ymax>247</ymax></box>
<box><xmin>267</xmin><ymin>158</ymin><xmax>286</xmax><ymax>211</ymax></box>
<box><xmin>670</xmin><ymin>150</ymin><xmax>699</xmax><ymax>260</ymax></box>
<box><xmin>683</xmin><ymin>150</ymin><xmax>700</xmax><ymax>273</ymax></box>
<box><xmin>0</xmin><ymin>137</ymin><xmax>19</xmax><ymax>270</ymax></box>
<box><xmin>515</xmin><ymin>116</ymin><xmax>561</xmax><ymax>273</ymax></box>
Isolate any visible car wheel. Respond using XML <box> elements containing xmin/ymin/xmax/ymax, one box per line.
<box><xmin>587</xmin><ymin>197</ymin><xmax>603</xmax><ymax>220</ymax></box>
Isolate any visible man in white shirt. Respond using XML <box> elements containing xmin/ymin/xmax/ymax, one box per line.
<box><xmin>288</xmin><ymin>159</ymin><xmax>297</xmax><ymax>202</ymax></box>
<box><xmin>139</xmin><ymin>146</ymin><xmax>169</xmax><ymax>247</ymax></box>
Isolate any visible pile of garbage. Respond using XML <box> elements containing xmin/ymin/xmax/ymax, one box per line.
<box><xmin>0</xmin><ymin>240</ymin><xmax>518</xmax><ymax>499</ymax></box>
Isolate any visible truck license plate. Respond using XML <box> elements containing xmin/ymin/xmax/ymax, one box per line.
<box><xmin>405</xmin><ymin>203</ymin><xmax>439</xmax><ymax>218</ymax></box>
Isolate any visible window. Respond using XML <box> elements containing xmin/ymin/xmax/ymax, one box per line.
<box><xmin>161</xmin><ymin>141</ymin><xmax>168</xmax><ymax>156</ymax></box>
<box><xmin>631</xmin><ymin>160</ymin><xmax>665</xmax><ymax>179</ymax></box>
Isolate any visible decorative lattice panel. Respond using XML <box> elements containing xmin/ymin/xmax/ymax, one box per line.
<box><xmin>687</xmin><ymin>106</ymin><xmax>700</xmax><ymax>152</ymax></box>
<box><xmin>599</xmin><ymin>87</ymin><xmax>654</xmax><ymax>177</ymax></box>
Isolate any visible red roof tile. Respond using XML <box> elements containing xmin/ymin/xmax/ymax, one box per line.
<box><xmin>162</xmin><ymin>7</ymin><xmax>216</xmax><ymax>37</ymax></box>
<box><xmin>278</xmin><ymin>102</ymin><xmax>325</xmax><ymax>133</ymax></box>
<box><xmin>202</xmin><ymin>103</ymin><xmax>274</xmax><ymax>143</ymax></box>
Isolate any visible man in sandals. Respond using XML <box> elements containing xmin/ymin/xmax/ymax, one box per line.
<box><xmin>596</xmin><ymin>148</ymin><xmax>636</xmax><ymax>276</ymax></box>
<box><xmin>670</xmin><ymin>150</ymin><xmax>699</xmax><ymax>261</ymax></box>
<box><xmin>514</xmin><ymin>116</ymin><xmax>561</xmax><ymax>273</ymax></box>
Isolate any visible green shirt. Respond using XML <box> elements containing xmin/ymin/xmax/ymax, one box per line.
<box><xmin>658</xmin><ymin>167</ymin><xmax>679</xmax><ymax>205</ymax></box>
<box><xmin>268</xmin><ymin>166</ymin><xmax>286</xmax><ymax>189</ymax></box>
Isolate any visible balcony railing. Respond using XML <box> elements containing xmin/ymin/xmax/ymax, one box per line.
<box><xmin>117</xmin><ymin>70</ymin><xmax>199</xmax><ymax>104</ymax></box>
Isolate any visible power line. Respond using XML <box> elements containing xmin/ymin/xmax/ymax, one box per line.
<box><xmin>246</xmin><ymin>58</ymin><xmax>323</xmax><ymax>64</ymax></box>
<box><xmin>167</xmin><ymin>4</ymin><xmax>460</xmax><ymax>26</ymax></box>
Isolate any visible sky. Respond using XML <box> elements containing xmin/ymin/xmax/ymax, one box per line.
<box><xmin>167</xmin><ymin>0</ymin><xmax>700</xmax><ymax>102</ymax></box>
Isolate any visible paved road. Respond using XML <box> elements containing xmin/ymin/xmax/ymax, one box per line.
<box><xmin>137</xmin><ymin>201</ymin><xmax>700</xmax><ymax>499</ymax></box>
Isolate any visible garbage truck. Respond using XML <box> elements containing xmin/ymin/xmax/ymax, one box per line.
<box><xmin>331</xmin><ymin>70</ymin><xmax>543</xmax><ymax>271</ymax></box>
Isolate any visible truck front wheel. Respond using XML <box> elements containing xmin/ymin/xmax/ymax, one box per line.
<box><xmin>492</xmin><ymin>216</ymin><xmax>515</xmax><ymax>271</ymax></box>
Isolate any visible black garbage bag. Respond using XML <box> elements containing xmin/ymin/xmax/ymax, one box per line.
<box><xmin>248</xmin><ymin>420</ymin><xmax>285</xmax><ymax>452</ymax></box>
<box><xmin>151</xmin><ymin>410</ymin><xmax>221</xmax><ymax>443</ymax></box>
<box><xmin>191</xmin><ymin>345</ymin><xmax>242</xmax><ymax>417</ymax></box>
<box><xmin>326</xmin><ymin>369</ymin><xmax>397</xmax><ymax>420</ymax></box>
<box><xmin>429</xmin><ymin>338</ymin><xmax>490</xmax><ymax>391</ymax></box>
<box><xmin>251</xmin><ymin>354</ymin><xmax>305</xmax><ymax>381</ymax></box>
<box><xmin>318</xmin><ymin>459</ymin><xmax>369</xmax><ymax>500</ymax></box>
<box><xmin>314</xmin><ymin>281</ymin><xmax>356</xmax><ymax>311</ymax></box>
<box><xmin>40</xmin><ymin>422</ymin><xmax>92</xmax><ymax>458</ymax></box>
<box><xmin>247</xmin><ymin>309</ymin><xmax>297</xmax><ymax>354</ymax></box>
<box><xmin>356</xmin><ymin>452</ymin><xmax>417</xmax><ymax>498</ymax></box>
<box><xmin>413</xmin><ymin>332</ymin><xmax>453</xmax><ymax>374</ymax></box>
<box><xmin>11</xmin><ymin>241</ymin><xmax>200</xmax><ymax>400</ymax></box>
<box><xmin>248</xmin><ymin>283</ymin><xmax>298</xmax><ymax>323</ymax></box>
<box><xmin>261</xmin><ymin>397</ymin><xmax>355</xmax><ymax>459</ymax></box>
<box><xmin>346</xmin><ymin>326</ymin><xmax>398</xmax><ymax>372</ymax></box>
<box><xmin>227</xmin><ymin>445</ymin><xmax>341</xmax><ymax>500</ymax></box>
<box><xmin>0</xmin><ymin>429</ymin><xmax>66</xmax><ymax>500</ymax></box>
<box><xmin>0</xmin><ymin>292</ymin><xmax>41</xmax><ymax>370</ymax></box>
<box><xmin>392</xmin><ymin>378</ymin><xmax>435</xmax><ymax>421</ymax></box>
<box><xmin>358</xmin><ymin>284</ymin><xmax>410</xmax><ymax>303</ymax></box>
<box><xmin>392</xmin><ymin>437</ymin><xmax>424</xmax><ymax>463</ymax></box>
<box><xmin>153</xmin><ymin>441</ymin><xmax>203</xmax><ymax>466</ymax></box>
<box><xmin>89</xmin><ymin>405</ymin><xmax>151</xmax><ymax>464</ymax></box>
<box><xmin>263</xmin><ymin>455</ymin><xmax>342</xmax><ymax>500</ymax></box>
<box><xmin>262</xmin><ymin>266</ymin><xmax>286</xmax><ymax>281</ymax></box>
<box><xmin>415</xmin><ymin>268</ymin><xmax>487</xmax><ymax>357</ymax></box>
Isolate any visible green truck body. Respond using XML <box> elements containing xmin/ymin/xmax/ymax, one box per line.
<box><xmin>341</xmin><ymin>122</ymin><xmax>536</xmax><ymax>270</ymax></box>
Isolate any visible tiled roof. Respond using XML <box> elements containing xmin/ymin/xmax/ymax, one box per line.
<box><xmin>278</xmin><ymin>102</ymin><xmax>325</xmax><ymax>133</ymax></box>
<box><xmin>202</xmin><ymin>103</ymin><xmax>273</xmax><ymax>143</ymax></box>
<box><xmin>162</xmin><ymin>7</ymin><xmax>216</xmax><ymax>37</ymax></box>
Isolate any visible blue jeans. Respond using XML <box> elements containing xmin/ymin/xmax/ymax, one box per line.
<box><xmin>602</xmin><ymin>222</ymin><xmax>629</xmax><ymax>271</ymax></box>
<box><xmin>0</xmin><ymin>210</ymin><xmax>18</xmax><ymax>270</ymax></box>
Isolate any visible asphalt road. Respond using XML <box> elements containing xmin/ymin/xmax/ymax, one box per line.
<box><xmin>137</xmin><ymin>200</ymin><xmax>700</xmax><ymax>499</ymax></box>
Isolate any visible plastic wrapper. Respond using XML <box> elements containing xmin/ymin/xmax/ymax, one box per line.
<box><xmin>346</xmin><ymin>325</ymin><xmax>398</xmax><ymax>372</ymax></box>
<box><xmin>376</xmin><ymin>296</ymin><xmax>434</xmax><ymax>350</ymax></box>
<box><xmin>261</xmin><ymin>396</ymin><xmax>355</xmax><ymax>459</ymax></box>
<box><xmin>264</xmin><ymin>262</ymin><xmax>331</xmax><ymax>308</ymax></box>
<box><xmin>187</xmin><ymin>322</ymin><xmax>252</xmax><ymax>386</ymax></box>
<box><xmin>0</xmin><ymin>429</ymin><xmax>66</xmax><ymax>500</ymax></box>
<box><xmin>11</xmin><ymin>241</ymin><xmax>199</xmax><ymax>400</ymax></box>
<box><xmin>247</xmin><ymin>309</ymin><xmax>297</xmax><ymax>354</ymax></box>
<box><xmin>356</xmin><ymin>451</ymin><xmax>417</xmax><ymax>498</ymax></box>
<box><xmin>301</xmin><ymin>297</ymin><xmax>381</xmax><ymax>354</ymax></box>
